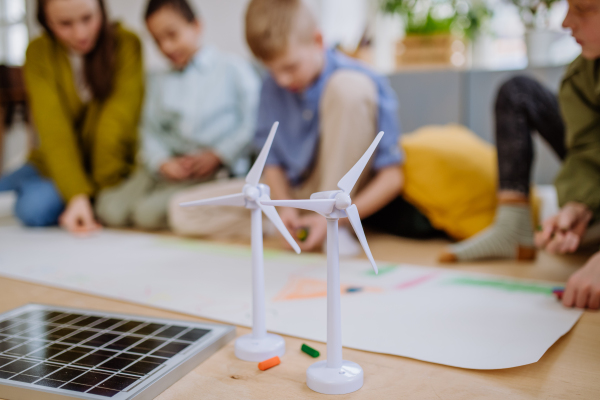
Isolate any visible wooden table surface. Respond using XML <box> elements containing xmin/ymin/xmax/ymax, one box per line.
<box><xmin>1</xmin><ymin>232</ymin><xmax>599</xmax><ymax>399</ymax></box>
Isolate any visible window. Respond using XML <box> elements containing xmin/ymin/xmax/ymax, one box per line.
<box><xmin>0</xmin><ymin>0</ymin><xmax>28</xmax><ymax>66</ymax></box>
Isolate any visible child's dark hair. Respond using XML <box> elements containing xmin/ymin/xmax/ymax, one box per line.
<box><xmin>145</xmin><ymin>0</ymin><xmax>198</xmax><ymax>22</ymax></box>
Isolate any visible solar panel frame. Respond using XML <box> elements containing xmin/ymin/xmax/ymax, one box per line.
<box><xmin>0</xmin><ymin>304</ymin><xmax>235</xmax><ymax>399</ymax></box>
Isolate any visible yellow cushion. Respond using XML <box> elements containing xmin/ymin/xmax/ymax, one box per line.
<box><xmin>400</xmin><ymin>125</ymin><xmax>498</xmax><ymax>240</ymax></box>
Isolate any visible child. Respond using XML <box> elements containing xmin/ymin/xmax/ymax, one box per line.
<box><xmin>96</xmin><ymin>0</ymin><xmax>260</xmax><ymax>230</ymax></box>
<box><xmin>170</xmin><ymin>0</ymin><xmax>438</xmax><ymax>250</ymax></box>
<box><xmin>440</xmin><ymin>0</ymin><xmax>600</xmax><ymax>309</ymax></box>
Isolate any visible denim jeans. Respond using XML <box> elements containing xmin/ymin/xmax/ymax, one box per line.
<box><xmin>0</xmin><ymin>163</ymin><xmax>64</xmax><ymax>226</ymax></box>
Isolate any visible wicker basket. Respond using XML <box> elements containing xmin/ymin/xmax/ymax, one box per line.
<box><xmin>396</xmin><ymin>34</ymin><xmax>465</xmax><ymax>67</ymax></box>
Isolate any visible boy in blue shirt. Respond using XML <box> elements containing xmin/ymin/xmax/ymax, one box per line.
<box><xmin>96</xmin><ymin>0</ymin><xmax>260</xmax><ymax>230</ymax></box>
<box><xmin>172</xmin><ymin>0</ymin><xmax>436</xmax><ymax>250</ymax></box>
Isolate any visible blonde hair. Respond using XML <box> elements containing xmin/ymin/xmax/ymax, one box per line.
<box><xmin>245</xmin><ymin>0</ymin><xmax>318</xmax><ymax>61</ymax></box>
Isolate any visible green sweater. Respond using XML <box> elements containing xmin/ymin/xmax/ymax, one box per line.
<box><xmin>24</xmin><ymin>24</ymin><xmax>144</xmax><ymax>201</ymax></box>
<box><xmin>556</xmin><ymin>56</ymin><xmax>600</xmax><ymax>221</ymax></box>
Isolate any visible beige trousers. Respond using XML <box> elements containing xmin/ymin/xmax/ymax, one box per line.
<box><xmin>96</xmin><ymin>168</ymin><xmax>211</xmax><ymax>230</ymax></box>
<box><xmin>169</xmin><ymin>70</ymin><xmax>378</xmax><ymax>238</ymax></box>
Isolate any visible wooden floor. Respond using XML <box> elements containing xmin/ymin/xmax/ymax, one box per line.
<box><xmin>0</xmin><ymin>221</ymin><xmax>599</xmax><ymax>399</ymax></box>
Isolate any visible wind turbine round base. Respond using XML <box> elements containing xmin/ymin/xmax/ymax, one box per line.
<box><xmin>306</xmin><ymin>360</ymin><xmax>364</xmax><ymax>394</ymax></box>
<box><xmin>234</xmin><ymin>333</ymin><xmax>285</xmax><ymax>362</ymax></box>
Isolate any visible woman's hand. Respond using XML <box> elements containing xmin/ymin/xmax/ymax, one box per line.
<box><xmin>59</xmin><ymin>194</ymin><xmax>101</xmax><ymax>234</ymax></box>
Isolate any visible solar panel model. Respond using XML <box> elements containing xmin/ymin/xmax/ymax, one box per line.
<box><xmin>0</xmin><ymin>304</ymin><xmax>235</xmax><ymax>399</ymax></box>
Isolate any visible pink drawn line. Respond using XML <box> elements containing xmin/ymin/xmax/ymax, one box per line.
<box><xmin>395</xmin><ymin>273</ymin><xmax>438</xmax><ymax>290</ymax></box>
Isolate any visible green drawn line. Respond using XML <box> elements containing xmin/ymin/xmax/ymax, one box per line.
<box><xmin>365</xmin><ymin>264</ymin><xmax>398</xmax><ymax>276</ymax></box>
<box><xmin>444</xmin><ymin>277</ymin><xmax>554</xmax><ymax>295</ymax></box>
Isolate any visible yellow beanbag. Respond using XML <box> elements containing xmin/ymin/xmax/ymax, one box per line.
<box><xmin>400</xmin><ymin>125</ymin><xmax>498</xmax><ymax>240</ymax></box>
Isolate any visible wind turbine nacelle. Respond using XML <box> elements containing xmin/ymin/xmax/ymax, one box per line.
<box><xmin>243</xmin><ymin>183</ymin><xmax>271</xmax><ymax>203</ymax></box>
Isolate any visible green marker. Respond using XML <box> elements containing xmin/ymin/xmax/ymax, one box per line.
<box><xmin>296</xmin><ymin>227</ymin><xmax>310</xmax><ymax>242</ymax></box>
<box><xmin>301</xmin><ymin>343</ymin><xmax>320</xmax><ymax>358</ymax></box>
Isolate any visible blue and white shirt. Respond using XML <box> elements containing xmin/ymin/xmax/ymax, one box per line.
<box><xmin>142</xmin><ymin>45</ymin><xmax>261</xmax><ymax>175</ymax></box>
<box><xmin>254</xmin><ymin>48</ymin><xmax>403</xmax><ymax>186</ymax></box>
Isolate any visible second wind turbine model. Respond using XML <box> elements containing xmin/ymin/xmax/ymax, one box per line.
<box><xmin>261</xmin><ymin>131</ymin><xmax>383</xmax><ymax>395</ymax></box>
<box><xmin>180</xmin><ymin>122</ymin><xmax>300</xmax><ymax>362</ymax></box>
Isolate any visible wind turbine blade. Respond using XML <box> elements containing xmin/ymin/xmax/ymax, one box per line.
<box><xmin>337</xmin><ymin>131</ymin><xmax>384</xmax><ymax>194</ymax></box>
<box><xmin>246</xmin><ymin>121</ymin><xmax>279</xmax><ymax>186</ymax></box>
<box><xmin>179</xmin><ymin>193</ymin><xmax>246</xmax><ymax>207</ymax></box>
<box><xmin>260</xmin><ymin>199</ymin><xmax>336</xmax><ymax>215</ymax></box>
<box><xmin>257</xmin><ymin>195</ymin><xmax>301</xmax><ymax>254</ymax></box>
<box><xmin>346</xmin><ymin>204</ymin><xmax>378</xmax><ymax>274</ymax></box>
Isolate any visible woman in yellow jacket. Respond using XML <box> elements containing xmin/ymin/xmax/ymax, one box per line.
<box><xmin>0</xmin><ymin>0</ymin><xmax>143</xmax><ymax>233</ymax></box>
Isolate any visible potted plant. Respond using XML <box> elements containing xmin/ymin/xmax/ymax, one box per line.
<box><xmin>380</xmin><ymin>0</ymin><xmax>492</xmax><ymax>67</ymax></box>
<box><xmin>510</xmin><ymin>0</ymin><xmax>563</xmax><ymax>66</ymax></box>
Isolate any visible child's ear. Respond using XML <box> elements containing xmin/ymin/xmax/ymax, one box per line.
<box><xmin>314</xmin><ymin>30</ymin><xmax>324</xmax><ymax>49</ymax></box>
<box><xmin>193</xmin><ymin>19</ymin><xmax>203</xmax><ymax>35</ymax></box>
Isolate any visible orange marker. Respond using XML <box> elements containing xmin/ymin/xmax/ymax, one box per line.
<box><xmin>258</xmin><ymin>356</ymin><xmax>280</xmax><ymax>371</ymax></box>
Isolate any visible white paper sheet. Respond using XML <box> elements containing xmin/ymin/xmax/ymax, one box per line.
<box><xmin>0</xmin><ymin>226</ymin><xmax>582</xmax><ymax>369</ymax></box>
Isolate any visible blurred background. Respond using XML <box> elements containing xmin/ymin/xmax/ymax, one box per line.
<box><xmin>0</xmin><ymin>0</ymin><xmax>580</xmax><ymax>188</ymax></box>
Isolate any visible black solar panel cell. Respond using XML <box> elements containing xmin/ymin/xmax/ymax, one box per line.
<box><xmin>61</xmin><ymin>382</ymin><xmax>92</xmax><ymax>392</ymax></box>
<box><xmin>106</xmin><ymin>335</ymin><xmax>142</xmax><ymax>351</ymax></box>
<box><xmin>112</xmin><ymin>321</ymin><xmax>144</xmax><ymax>333</ymax></box>
<box><xmin>99</xmin><ymin>374</ymin><xmax>139</xmax><ymax>391</ymax></box>
<box><xmin>179</xmin><ymin>328</ymin><xmax>210</xmax><ymax>342</ymax></box>
<box><xmin>72</xmin><ymin>371</ymin><xmax>112</xmax><ymax>386</ymax></box>
<box><xmin>0</xmin><ymin>371</ymin><xmax>15</xmax><ymax>379</ymax></box>
<box><xmin>9</xmin><ymin>374</ymin><xmax>38</xmax><ymax>383</ymax></box>
<box><xmin>52</xmin><ymin>314</ymin><xmax>83</xmax><ymax>324</ymax></box>
<box><xmin>87</xmin><ymin>386</ymin><xmax>119</xmax><ymax>397</ymax></box>
<box><xmin>71</xmin><ymin>316</ymin><xmax>102</xmax><ymax>327</ymax></box>
<box><xmin>92</xmin><ymin>318</ymin><xmax>122</xmax><ymax>330</ymax></box>
<box><xmin>98</xmin><ymin>356</ymin><xmax>137</xmax><ymax>371</ymax></box>
<box><xmin>45</xmin><ymin>367</ymin><xmax>87</xmax><ymax>382</ymax></box>
<box><xmin>21</xmin><ymin>362</ymin><xmax>61</xmax><ymax>377</ymax></box>
<box><xmin>34</xmin><ymin>378</ymin><xmax>64</xmax><ymax>388</ymax></box>
<box><xmin>123</xmin><ymin>360</ymin><xmax>161</xmax><ymax>375</ymax></box>
<box><xmin>151</xmin><ymin>341</ymin><xmax>190</xmax><ymax>358</ymax></box>
<box><xmin>0</xmin><ymin>359</ymin><xmax>39</xmax><ymax>374</ymax></box>
<box><xmin>73</xmin><ymin>351</ymin><xmax>116</xmax><ymax>367</ymax></box>
<box><xmin>134</xmin><ymin>323</ymin><xmax>165</xmax><ymax>336</ymax></box>
<box><xmin>155</xmin><ymin>325</ymin><xmax>187</xmax><ymax>338</ymax></box>
<box><xmin>83</xmin><ymin>332</ymin><xmax>120</xmax><ymax>347</ymax></box>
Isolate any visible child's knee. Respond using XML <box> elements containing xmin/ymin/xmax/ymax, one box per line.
<box><xmin>168</xmin><ymin>191</ymin><xmax>197</xmax><ymax>235</ymax></box>
<box><xmin>322</xmin><ymin>70</ymin><xmax>377</xmax><ymax>111</ymax></box>
<box><xmin>496</xmin><ymin>76</ymin><xmax>540</xmax><ymax>108</ymax></box>
<box><xmin>132</xmin><ymin>200</ymin><xmax>167</xmax><ymax>230</ymax></box>
<box><xmin>95</xmin><ymin>191</ymin><xmax>130</xmax><ymax>227</ymax></box>
<box><xmin>15</xmin><ymin>184</ymin><xmax>64</xmax><ymax>227</ymax></box>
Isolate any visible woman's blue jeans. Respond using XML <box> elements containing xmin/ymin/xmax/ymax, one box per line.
<box><xmin>0</xmin><ymin>164</ymin><xmax>65</xmax><ymax>226</ymax></box>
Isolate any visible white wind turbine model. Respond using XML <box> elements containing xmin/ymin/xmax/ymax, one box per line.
<box><xmin>261</xmin><ymin>132</ymin><xmax>383</xmax><ymax>395</ymax></box>
<box><xmin>180</xmin><ymin>122</ymin><xmax>300</xmax><ymax>362</ymax></box>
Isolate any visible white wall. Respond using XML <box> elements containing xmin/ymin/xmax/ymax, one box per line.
<box><xmin>25</xmin><ymin>0</ymin><xmax>371</xmax><ymax>71</ymax></box>
<box><xmin>106</xmin><ymin>0</ymin><xmax>252</xmax><ymax>70</ymax></box>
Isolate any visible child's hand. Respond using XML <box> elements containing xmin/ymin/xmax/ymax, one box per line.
<box><xmin>562</xmin><ymin>251</ymin><xmax>600</xmax><ymax>309</ymax></box>
<box><xmin>278</xmin><ymin>207</ymin><xmax>300</xmax><ymax>250</ymax></box>
<box><xmin>160</xmin><ymin>158</ymin><xmax>190</xmax><ymax>181</ymax></box>
<box><xmin>534</xmin><ymin>202</ymin><xmax>592</xmax><ymax>254</ymax></box>
<box><xmin>59</xmin><ymin>194</ymin><xmax>101</xmax><ymax>235</ymax></box>
<box><xmin>297</xmin><ymin>213</ymin><xmax>327</xmax><ymax>252</ymax></box>
<box><xmin>187</xmin><ymin>151</ymin><xmax>222</xmax><ymax>179</ymax></box>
